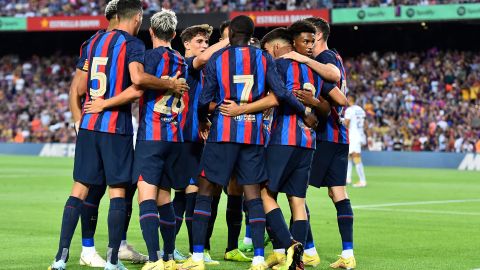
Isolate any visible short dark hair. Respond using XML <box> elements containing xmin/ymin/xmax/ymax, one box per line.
<box><xmin>116</xmin><ymin>0</ymin><xmax>142</xmax><ymax>20</ymax></box>
<box><xmin>305</xmin><ymin>17</ymin><xmax>330</xmax><ymax>42</ymax></box>
<box><xmin>287</xmin><ymin>20</ymin><xmax>316</xmax><ymax>39</ymax></box>
<box><xmin>260</xmin><ymin>28</ymin><xmax>292</xmax><ymax>49</ymax></box>
<box><xmin>219</xmin><ymin>20</ymin><xmax>230</xmax><ymax>37</ymax></box>
<box><xmin>180</xmin><ymin>24</ymin><xmax>213</xmax><ymax>43</ymax></box>
<box><xmin>230</xmin><ymin>15</ymin><xmax>254</xmax><ymax>37</ymax></box>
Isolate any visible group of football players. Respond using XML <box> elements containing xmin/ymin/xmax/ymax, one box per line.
<box><xmin>48</xmin><ymin>0</ymin><xmax>367</xmax><ymax>270</ymax></box>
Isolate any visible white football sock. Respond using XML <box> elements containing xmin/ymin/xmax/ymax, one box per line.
<box><xmin>346</xmin><ymin>159</ymin><xmax>353</xmax><ymax>183</ymax></box>
<box><xmin>82</xmin><ymin>246</ymin><xmax>96</xmax><ymax>255</ymax></box>
<box><xmin>252</xmin><ymin>256</ymin><xmax>265</xmax><ymax>265</ymax></box>
<box><xmin>355</xmin><ymin>162</ymin><xmax>366</xmax><ymax>183</ymax></box>
<box><xmin>120</xmin><ymin>240</ymin><xmax>128</xmax><ymax>247</ymax></box>
<box><xmin>304</xmin><ymin>247</ymin><xmax>317</xmax><ymax>256</ymax></box>
<box><xmin>341</xmin><ymin>249</ymin><xmax>354</xmax><ymax>258</ymax></box>
<box><xmin>243</xmin><ymin>237</ymin><xmax>252</xmax><ymax>245</ymax></box>
<box><xmin>192</xmin><ymin>252</ymin><xmax>204</xmax><ymax>262</ymax></box>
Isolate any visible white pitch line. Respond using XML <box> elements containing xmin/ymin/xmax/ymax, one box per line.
<box><xmin>356</xmin><ymin>207</ymin><xmax>480</xmax><ymax>216</ymax></box>
<box><xmin>353</xmin><ymin>199</ymin><xmax>480</xmax><ymax>209</ymax></box>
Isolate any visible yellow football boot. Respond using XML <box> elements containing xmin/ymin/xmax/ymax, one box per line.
<box><xmin>303</xmin><ymin>252</ymin><xmax>320</xmax><ymax>267</ymax></box>
<box><xmin>330</xmin><ymin>256</ymin><xmax>356</xmax><ymax>269</ymax></box>
<box><xmin>141</xmin><ymin>259</ymin><xmax>164</xmax><ymax>270</ymax></box>
<box><xmin>265</xmin><ymin>251</ymin><xmax>286</xmax><ymax>268</ymax></box>
<box><xmin>179</xmin><ymin>257</ymin><xmax>205</xmax><ymax>270</ymax></box>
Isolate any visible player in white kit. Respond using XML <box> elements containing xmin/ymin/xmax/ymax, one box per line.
<box><xmin>344</xmin><ymin>96</ymin><xmax>367</xmax><ymax>187</ymax></box>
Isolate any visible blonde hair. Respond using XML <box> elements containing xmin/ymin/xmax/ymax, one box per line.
<box><xmin>150</xmin><ymin>9</ymin><xmax>177</xmax><ymax>41</ymax></box>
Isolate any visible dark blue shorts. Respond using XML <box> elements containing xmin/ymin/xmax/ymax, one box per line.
<box><xmin>181</xmin><ymin>142</ymin><xmax>204</xmax><ymax>186</ymax></box>
<box><xmin>199</xmin><ymin>142</ymin><xmax>268</xmax><ymax>187</ymax></box>
<box><xmin>73</xmin><ymin>129</ymin><xmax>133</xmax><ymax>186</ymax></box>
<box><xmin>133</xmin><ymin>140</ymin><xmax>186</xmax><ymax>189</ymax></box>
<box><xmin>309</xmin><ymin>141</ymin><xmax>349</xmax><ymax>188</ymax></box>
<box><xmin>266</xmin><ymin>145</ymin><xmax>314</xmax><ymax>198</ymax></box>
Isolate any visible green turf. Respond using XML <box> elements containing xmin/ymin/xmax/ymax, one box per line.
<box><xmin>0</xmin><ymin>155</ymin><xmax>479</xmax><ymax>270</ymax></box>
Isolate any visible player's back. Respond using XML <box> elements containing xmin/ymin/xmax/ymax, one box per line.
<box><xmin>80</xmin><ymin>29</ymin><xmax>145</xmax><ymax>135</ymax></box>
<box><xmin>137</xmin><ymin>46</ymin><xmax>187</xmax><ymax>142</ymax></box>
<box><xmin>269</xmin><ymin>58</ymin><xmax>321</xmax><ymax>149</ymax></box>
<box><xmin>206</xmin><ymin>45</ymin><xmax>270</xmax><ymax>145</ymax></box>
<box><xmin>316</xmin><ymin>49</ymin><xmax>349</xmax><ymax>144</ymax></box>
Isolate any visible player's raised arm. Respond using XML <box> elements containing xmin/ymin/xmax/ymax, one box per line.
<box><xmin>281</xmin><ymin>51</ymin><xmax>340</xmax><ymax>82</ymax></box>
<box><xmin>192</xmin><ymin>38</ymin><xmax>229</xmax><ymax>70</ymax></box>
<box><xmin>264</xmin><ymin>54</ymin><xmax>306</xmax><ymax>115</ymax></box>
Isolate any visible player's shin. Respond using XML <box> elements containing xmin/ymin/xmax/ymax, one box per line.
<box><xmin>226</xmin><ymin>195</ymin><xmax>243</xmax><ymax>252</ymax></box>
<box><xmin>245</xmin><ymin>197</ymin><xmax>266</xmax><ymax>265</ymax></box>
<box><xmin>192</xmin><ymin>194</ymin><xmax>213</xmax><ymax>261</ymax></box>
<box><xmin>139</xmin><ymin>199</ymin><xmax>161</xmax><ymax>262</ymax></box>
<box><xmin>158</xmin><ymin>202</ymin><xmax>176</xmax><ymax>261</ymax></box>
<box><xmin>56</xmin><ymin>196</ymin><xmax>84</xmax><ymax>262</ymax></box>
<box><xmin>107</xmin><ymin>197</ymin><xmax>126</xmax><ymax>265</ymax></box>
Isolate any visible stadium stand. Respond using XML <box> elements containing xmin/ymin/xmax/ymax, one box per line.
<box><xmin>2</xmin><ymin>0</ymin><xmax>480</xmax><ymax>16</ymax></box>
<box><xmin>1</xmin><ymin>49</ymin><xmax>478</xmax><ymax>151</ymax></box>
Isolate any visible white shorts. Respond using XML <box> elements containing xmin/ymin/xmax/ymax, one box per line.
<box><xmin>349</xmin><ymin>139</ymin><xmax>362</xmax><ymax>154</ymax></box>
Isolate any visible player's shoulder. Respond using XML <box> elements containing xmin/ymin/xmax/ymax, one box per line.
<box><xmin>210</xmin><ymin>46</ymin><xmax>230</xmax><ymax>62</ymax></box>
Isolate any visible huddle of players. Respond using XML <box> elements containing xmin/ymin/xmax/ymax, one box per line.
<box><xmin>48</xmin><ymin>0</ymin><xmax>358</xmax><ymax>269</ymax></box>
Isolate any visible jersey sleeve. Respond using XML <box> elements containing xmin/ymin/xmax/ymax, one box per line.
<box><xmin>76</xmin><ymin>41</ymin><xmax>89</xmax><ymax>72</ymax></box>
<box><xmin>186</xmin><ymin>56</ymin><xmax>200</xmax><ymax>79</ymax></box>
<box><xmin>321</xmin><ymin>81</ymin><xmax>337</xmax><ymax>96</ymax></box>
<box><xmin>143</xmin><ymin>50</ymin><xmax>159</xmax><ymax>75</ymax></box>
<box><xmin>198</xmin><ymin>55</ymin><xmax>218</xmax><ymax>122</ymax></box>
<box><xmin>315</xmin><ymin>51</ymin><xmax>336</xmax><ymax>65</ymax></box>
<box><xmin>126</xmin><ymin>37</ymin><xmax>146</xmax><ymax>65</ymax></box>
<box><xmin>265</xmin><ymin>54</ymin><xmax>306</xmax><ymax>114</ymax></box>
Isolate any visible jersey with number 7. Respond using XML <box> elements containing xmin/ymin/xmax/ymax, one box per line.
<box><xmin>80</xmin><ymin>29</ymin><xmax>145</xmax><ymax>135</ymax></box>
<box><xmin>136</xmin><ymin>46</ymin><xmax>187</xmax><ymax>142</ymax></box>
<box><xmin>198</xmin><ymin>45</ymin><xmax>306</xmax><ymax>145</ymax></box>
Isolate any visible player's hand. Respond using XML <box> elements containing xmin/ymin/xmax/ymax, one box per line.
<box><xmin>199</xmin><ymin>120</ymin><xmax>211</xmax><ymax>140</ymax></box>
<box><xmin>280</xmin><ymin>51</ymin><xmax>310</xmax><ymax>64</ymax></box>
<box><xmin>219</xmin><ymin>99</ymin><xmax>244</xmax><ymax>117</ymax></box>
<box><xmin>84</xmin><ymin>98</ymin><xmax>107</xmax><ymax>114</ymax></box>
<box><xmin>169</xmin><ymin>71</ymin><xmax>189</xmax><ymax>95</ymax></box>
<box><xmin>303</xmin><ymin>112</ymin><xmax>319</xmax><ymax>129</ymax></box>
<box><xmin>294</xmin><ymin>89</ymin><xmax>319</xmax><ymax>107</ymax></box>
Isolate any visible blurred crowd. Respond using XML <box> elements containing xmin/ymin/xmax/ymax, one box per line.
<box><xmin>2</xmin><ymin>0</ymin><xmax>480</xmax><ymax>17</ymax></box>
<box><xmin>0</xmin><ymin>48</ymin><xmax>479</xmax><ymax>153</ymax></box>
<box><xmin>345</xmin><ymin>49</ymin><xmax>480</xmax><ymax>152</ymax></box>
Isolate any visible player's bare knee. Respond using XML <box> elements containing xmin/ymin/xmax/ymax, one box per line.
<box><xmin>197</xmin><ymin>176</ymin><xmax>215</xmax><ymax>196</ymax></box>
<box><xmin>227</xmin><ymin>179</ymin><xmax>243</xmax><ymax>196</ymax></box>
<box><xmin>108</xmin><ymin>185</ymin><xmax>126</xmax><ymax>199</ymax></box>
<box><xmin>156</xmin><ymin>187</ymin><xmax>171</xmax><ymax>206</ymax></box>
<box><xmin>137</xmin><ymin>181</ymin><xmax>157</xmax><ymax>203</ymax></box>
<box><xmin>329</xmin><ymin>186</ymin><xmax>348</xmax><ymax>202</ymax></box>
<box><xmin>288</xmin><ymin>196</ymin><xmax>307</xmax><ymax>220</ymax></box>
<box><xmin>71</xmin><ymin>181</ymin><xmax>90</xmax><ymax>200</ymax></box>
<box><xmin>243</xmin><ymin>184</ymin><xmax>261</xmax><ymax>201</ymax></box>
<box><xmin>185</xmin><ymin>184</ymin><xmax>198</xmax><ymax>194</ymax></box>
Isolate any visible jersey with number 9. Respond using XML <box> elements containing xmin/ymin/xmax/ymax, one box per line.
<box><xmin>80</xmin><ymin>29</ymin><xmax>145</xmax><ymax>135</ymax></box>
<box><xmin>136</xmin><ymin>46</ymin><xmax>187</xmax><ymax>142</ymax></box>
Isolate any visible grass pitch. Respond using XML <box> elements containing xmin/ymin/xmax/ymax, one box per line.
<box><xmin>0</xmin><ymin>155</ymin><xmax>479</xmax><ymax>270</ymax></box>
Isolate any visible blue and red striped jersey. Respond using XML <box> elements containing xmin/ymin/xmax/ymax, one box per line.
<box><xmin>76</xmin><ymin>29</ymin><xmax>106</xmax><ymax>72</ymax></box>
<box><xmin>198</xmin><ymin>45</ymin><xmax>306</xmax><ymax>145</ymax></box>
<box><xmin>269</xmin><ymin>58</ymin><xmax>335</xmax><ymax>149</ymax></box>
<box><xmin>136</xmin><ymin>46</ymin><xmax>187</xmax><ymax>142</ymax></box>
<box><xmin>80</xmin><ymin>29</ymin><xmax>145</xmax><ymax>135</ymax></box>
<box><xmin>315</xmin><ymin>49</ymin><xmax>349</xmax><ymax>144</ymax></box>
<box><xmin>182</xmin><ymin>56</ymin><xmax>204</xmax><ymax>143</ymax></box>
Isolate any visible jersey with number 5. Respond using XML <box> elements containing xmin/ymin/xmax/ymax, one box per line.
<box><xmin>80</xmin><ymin>29</ymin><xmax>145</xmax><ymax>135</ymax></box>
<box><xmin>269</xmin><ymin>59</ymin><xmax>335</xmax><ymax>149</ymax></box>
<box><xmin>199</xmin><ymin>45</ymin><xmax>305</xmax><ymax>145</ymax></box>
<box><xmin>136</xmin><ymin>46</ymin><xmax>187</xmax><ymax>142</ymax></box>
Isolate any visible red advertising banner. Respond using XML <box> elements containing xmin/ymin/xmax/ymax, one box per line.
<box><xmin>27</xmin><ymin>16</ymin><xmax>108</xmax><ymax>31</ymax></box>
<box><xmin>230</xmin><ymin>10</ymin><xmax>330</xmax><ymax>27</ymax></box>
